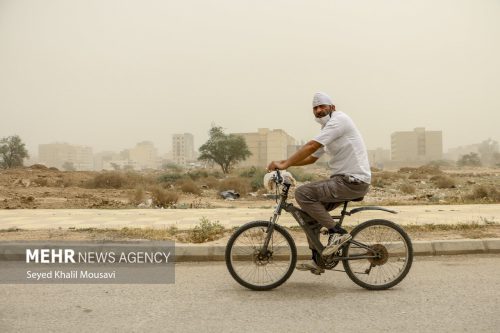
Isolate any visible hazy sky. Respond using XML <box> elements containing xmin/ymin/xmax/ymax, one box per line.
<box><xmin>1</xmin><ymin>0</ymin><xmax>499</xmax><ymax>157</ymax></box>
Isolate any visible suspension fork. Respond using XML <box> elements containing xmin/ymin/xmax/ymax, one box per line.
<box><xmin>261</xmin><ymin>197</ymin><xmax>282</xmax><ymax>252</ymax></box>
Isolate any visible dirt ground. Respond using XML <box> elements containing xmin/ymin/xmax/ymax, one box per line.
<box><xmin>0</xmin><ymin>165</ymin><xmax>498</xmax><ymax>209</ymax></box>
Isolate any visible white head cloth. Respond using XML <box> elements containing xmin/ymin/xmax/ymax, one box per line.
<box><xmin>312</xmin><ymin>92</ymin><xmax>334</xmax><ymax>107</ymax></box>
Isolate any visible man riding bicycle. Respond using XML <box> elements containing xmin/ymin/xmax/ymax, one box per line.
<box><xmin>267</xmin><ymin>92</ymin><xmax>371</xmax><ymax>275</ymax></box>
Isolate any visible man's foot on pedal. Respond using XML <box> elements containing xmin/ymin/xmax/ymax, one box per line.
<box><xmin>322</xmin><ymin>233</ymin><xmax>352</xmax><ymax>257</ymax></box>
<box><xmin>295</xmin><ymin>260</ymin><xmax>325</xmax><ymax>275</ymax></box>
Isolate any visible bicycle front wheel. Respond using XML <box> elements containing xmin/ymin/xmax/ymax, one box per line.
<box><xmin>225</xmin><ymin>221</ymin><xmax>297</xmax><ymax>291</ymax></box>
<box><xmin>342</xmin><ymin>219</ymin><xmax>413</xmax><ymax>290</ymax></box>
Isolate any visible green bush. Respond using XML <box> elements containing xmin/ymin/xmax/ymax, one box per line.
<box><xmin>457</xmin><ymin>153</ymin><xmax>482</xmax><ymax>167</ymax></box>
<box><xmin>157</xmin><ymin>172</ymin><xmax>184</xmax><ymax>184</ymax></box>
<box><xmin>162</xmin><ymin>163</ymin><xmax>184</xmax><ymax>172</ymax></box>
<box><xmin>238</xmin><ymin>166</ymin><xmax>258</xmax><ymax>178</ymax></box>
<box><xmin>239</xmin><ymin>166</ymin><xmax>267</xmax><ymax>190</ymax></box>
<box><xmin>187</xmin><ymin>170</ymin><xmax>209</xmax><ymax>180</ymax></box>
<box><xmin>188</xmin><ymin>217</ymin><xmax>225</xmax><ymax>243</ymax></box>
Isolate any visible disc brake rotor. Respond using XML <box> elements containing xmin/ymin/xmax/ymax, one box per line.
<box><xmin>253</xmin><ymin>249</ymin><xmax>272</xmax><ymax>266</ymax></box>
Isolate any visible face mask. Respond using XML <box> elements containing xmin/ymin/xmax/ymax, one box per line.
<box><xmin>314</xmin><ymin>113</ymin><xmax>331</xmax><ymax>126</ymax></box>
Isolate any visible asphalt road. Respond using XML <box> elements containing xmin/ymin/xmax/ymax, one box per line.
<box><xmin>0</xmin><ymin>254</ymin><xmax>499</xmax><ymax>332</ymax></box>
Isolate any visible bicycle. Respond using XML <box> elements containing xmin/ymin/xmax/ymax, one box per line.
<box><xmin>225</xmin><ymin>169</ymin><xmax>413</xmax><ymax>291</ymax></box>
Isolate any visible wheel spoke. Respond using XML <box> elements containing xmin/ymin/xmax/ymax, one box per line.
<box><xmin>228</xmin><ymin>223</ymin><xmax>295</xmax><ymax>289</ymax></box>
<box><xmin>343</xmin><ymin>221</ymin><xmax>412</xmax><ymax>289</ymax></box>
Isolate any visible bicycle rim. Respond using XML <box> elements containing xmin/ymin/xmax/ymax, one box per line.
<box><xmin>344</xmin><ymin>220</ymin><xmax>412</xmax><ymax>289</ymax></box>
<box><xmin>228</xmin><ymin>224</ymin><xmax>294</xmax><ymax>288</ymax></box>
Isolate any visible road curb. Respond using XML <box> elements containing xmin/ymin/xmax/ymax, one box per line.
<box><xmin>175</xmin><ymin>238</ymin><xmax>500</xmax><ymax>262</ymax></box>
<box><xmin>0</xmin><ymin>239</ymin><xmax>497</xmax><ymax>262</ymax></box>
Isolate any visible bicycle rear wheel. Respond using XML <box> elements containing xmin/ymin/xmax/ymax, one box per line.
<box><xmin>342</xmin><ymin>219</ymin><xmax>413</xmax><ymax>290</ymax></box>
<box><xmin>225</xmin><ymin>221</ymin><xmax>297</xmax><ymax>291</ymax></box>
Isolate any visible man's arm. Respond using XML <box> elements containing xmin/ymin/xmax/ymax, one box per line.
<box><xmin>267</xmin><ymin>140</ymin><xmax>322</xmax><ymax>171</ymax></box>
<box><xmin>293</xmin><ymin>155</ymin><xmax>319</xmax><ymax>166</ymax></box>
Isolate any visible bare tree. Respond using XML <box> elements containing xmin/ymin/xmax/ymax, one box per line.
<box><xmin>0</xmin><ymin>135</ymin><xmax>29</xmax><ymax>169</ymax></box>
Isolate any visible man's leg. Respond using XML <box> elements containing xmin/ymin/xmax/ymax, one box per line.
<box><xmin>295</xmin><ymin>176</ymin><xmax>369</xmax><ymax>258</ymax></box>
<box><xmin>294</xmin><ymin>179</ymin><xmax>338</xmax><ymax>230</ymax></box>
<box><xmin>295</xmin><ymin>176</ymin><xmax>368</xmax><ymax>227</ymax></box>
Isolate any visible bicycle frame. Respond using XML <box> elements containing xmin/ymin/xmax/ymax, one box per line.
<box><xmin>261</xmin><ymin>172</ymin><xmax>398</xmax><ymax>263</ymax></box>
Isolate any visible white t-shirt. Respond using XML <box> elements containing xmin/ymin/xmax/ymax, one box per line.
<box><xmin>311</xmin><ymin>111</ymin><xmax>371</xmax><ymax>184</ymax></box>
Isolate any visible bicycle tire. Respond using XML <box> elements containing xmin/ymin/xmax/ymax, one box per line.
<box><xmin>342</xmin><ymin>219</ymin><xmax>413</xmax><ymax>290</ymax></box>
<box><xmin>225</xmin><ymin>221</ymin><xmax>297</xmax><ymax>291</ymax></box>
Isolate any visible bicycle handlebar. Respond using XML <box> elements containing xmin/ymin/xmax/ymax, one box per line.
<box><xmin>274</xmin><ymin>168</ymin><xmax>283</xmax><ymax>184</ymax></box>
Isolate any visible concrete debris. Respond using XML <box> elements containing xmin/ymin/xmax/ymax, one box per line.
<box><xmin>137</xmin><ymin>198</ymin><xmax>153</xmax><ymax>208</ymax></box>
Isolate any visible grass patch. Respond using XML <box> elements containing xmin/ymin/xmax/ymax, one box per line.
<box><xmin>177</xmin><ymin>179</ymin><xmax>202</xmax><ymax>195</ymax></box>
<box><xmin>185</xmin><ymin>217</ymin><xmax>226</xmax><ymax>243</ymax></box>
<box><xmin>86</xmin><ymin>171</ymin><xmax>154</xmax><ymax>189</ymax></box>
<box><xmin>157</xmin><ymin>172</ymin><xmax>185</xmax><ymax>184</ymax></box>
<box><xmin>218</xmin><ymin>177</ymin><xmax>251</xmax><ymax>196</ymax></box>
<box><xmin>430</xmin><ymin>175</ymin><xmax>456</xmax><ymax>189</ymax></box>
<box><xmin>402</xmin><ymin>222</ymin><xmax>490</xmax><ymax>232</ymax></box>
<box><xmin>72</xmin><ymin>226</ymin><xmax>179</xmax><ymax>240</ymax></box>
<box><xmin>88</xmin><ymin>171</ymin><xmax>126</xmax><ymax>189</ymax></box>
<box><xmin>128</xmin><ymin>187</ymin><xmax>145</xmax><ymax>205</ymax></box>
<box><xmin>0</xmin><ymin>227</ymin><xmax>22</xmax><ymax>232</ymax></box>
<box><xmin>287</xmin><ymin>222</ymin><xmax>497</xmax><ymax>233</ymax></box>
<box><xmin>466</xmin><ymin>185</ymin><xmax>500</xmax><ymax>202</ymax></box>
<box><xmin>399</xmin><ymin>165</ymin><xmax>443</xmax><ymax>176</ymax></box>
<box><xmin>116</xmin><ymin>226</ymin><xmax>179</xmax><ymax>240</ymax></box>
<box><xmin>187</xmin><ymin>169</ymin><xmax>223</xmax><ymax>180</ymax></box>
<box><xmin>399</xmin><ymin>183</ymin><xmax>416</xmax><ymax>194</ymax></box>
<box><xmin>371</xmin><ymin>171</ymin><xmax>405</xmax><ymax>187</ymax></box>
<box><xmin>200</xmin><ymin>175</ymin><xmax>219</xmax><ymax>189</ymax></box>
<box><xmin>72</xmin><ymin>220</ymin><xmax>226</xmax><ymax>243</ymax></box>
<box><xmin>149</xmin><ymin>185</ymin><xmax>179</xmax><ymax>208</ymax></box>
<box><xmin>238</xmin><ymin>166</ymin><xmax>268</xmax><ymax>190</ymax></box>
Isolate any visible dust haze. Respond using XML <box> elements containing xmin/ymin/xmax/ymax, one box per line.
<box><xmin>1</xmin><ymin>0</ymin><xmax>499</xmax><ymax>157</ymax></box>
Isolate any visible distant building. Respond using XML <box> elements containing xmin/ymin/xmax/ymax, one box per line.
<box><xmin>445</xmin><ymin>144</ymin><xmax>480</xmax><ymax>161</ymax></box>
<box><xmin>172</xmin><ymin>133</ymin><xmax>196</xmax><ymax>166</ymax></box>
<box><xmin>128</xmin><ymin>141</ymin><xmax>158</xmax><ymax>170</ymax></box>
<box><xmin>38</xmin><ymin>143</ymin><xmax>93</xmax><ymax>170</ymax></box>
<box><xmin>94</xmin><ymin>142</ymin><xmax>159</xmax><ymax>171</ymax></box>
<box><xmin>391</xmin><ymin>127</ymin><xmax>442</xmax><ymax>163</ymax></box>
<box><xmin>232</xmin><ymin>128</ymin><xmax>296</xmax><ymax>167</ymax></box>
<box><xmin>367</xmin><ymin>148</ymin><xmax>391</xmax><ymax>169</ymax></box>
<box><xmin>93</xmin><ymin>151</ymin><xmax>119</xmax><ymax>171</ymax></box>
